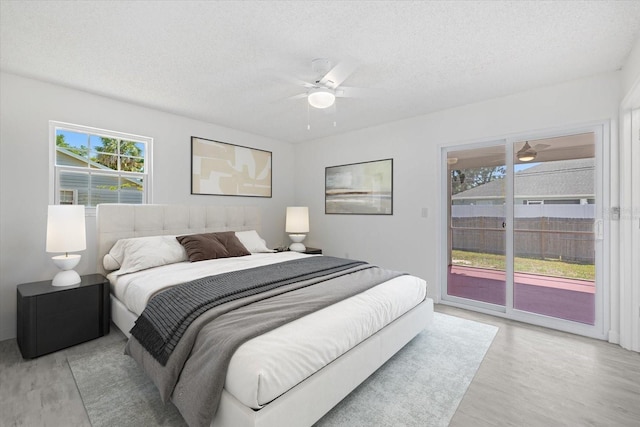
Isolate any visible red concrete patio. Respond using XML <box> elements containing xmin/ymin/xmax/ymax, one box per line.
<box><xmin>447</xmin><ymin>265</ymin><xmax>595</xmax><ymax>325</ymax></box>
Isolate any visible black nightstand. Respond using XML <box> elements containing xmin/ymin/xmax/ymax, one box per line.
<box><xmin>303</xmin><ymin>247</ymin><xmax>322</xmax><ymax>255</ymax></box>
<box><xmin>17</xmin><ymin>274</ymin><xmax>110</xmax><ymax>359</ymax></box>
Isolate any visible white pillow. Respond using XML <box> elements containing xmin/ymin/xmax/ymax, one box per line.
<box><xmin>103</xmin><ymin>253</ymin><xmax>121</xmax><ymax>271</ymax></box>
<box><xmin>235</xmin><ymin>230</ymin><xmax>274</xmax><ymax>253</ymax></box>
<box><xmin>104</xmin><ymin>235</ymin><xmax>188</xmax><ymax>274</ymax></box>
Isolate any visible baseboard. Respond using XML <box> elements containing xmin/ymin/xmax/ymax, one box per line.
<box><xmin>0</xmin><ymin>326</ymin><xmax>16</xmax><ymax>342</ymax></box>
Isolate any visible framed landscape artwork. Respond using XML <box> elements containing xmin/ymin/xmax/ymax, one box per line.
<box><xmin>325</xmin><ymin>158</ymin><xmax>393</xmax><ymax>215</ymax></box>
<box><xmin>191</xmin><ymin>137</ymin><xmax>272</xmax><ymax>197</ymax></box>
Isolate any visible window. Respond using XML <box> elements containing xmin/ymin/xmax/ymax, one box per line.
<box><xmin>50</xmin><ymin>121</ymin><xmax>152</xmax><ymax>208</ymax></box>
<box><xmin>59</xmin><ymin>189</ymin><xmax>78</xmax><ymax>205</ymax></box>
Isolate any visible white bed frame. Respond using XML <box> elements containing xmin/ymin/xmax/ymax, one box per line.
<box><xmin>96</xmin><ymin>204</ymin><xmax>434</xmax><ymax>427</ymax></box>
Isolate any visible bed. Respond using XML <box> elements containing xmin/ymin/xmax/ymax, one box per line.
<box><xmin>96</xmin><ymin>204</ymin><xmax>434</xmax><ymax>427</ymax></box>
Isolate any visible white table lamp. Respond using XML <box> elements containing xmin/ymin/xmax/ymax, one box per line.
<box><xmin>46</xmin><ymin>205</ymin><xmax>86</xmax><ymax>286</ymax></box>
<box><xmin>286</xmin><ymin>206</ymin><xmax>309</xmax><ymax>252</ymax></box>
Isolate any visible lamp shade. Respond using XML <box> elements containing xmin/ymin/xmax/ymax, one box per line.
<box><xmin>46</xmin><ymin>205</ymin><xmax>86</xmax><ymax>253</ymax></box>
<box><xmin>285</xmin><ymin>207</ymin><xmax>309</xmax><ymax>233</ymax></box>
<box><xmin>308</xmin><ymin>87</ymin><xmax>336</xmax><ymax>109</ymax></box>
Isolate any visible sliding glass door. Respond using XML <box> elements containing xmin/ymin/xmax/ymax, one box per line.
<box><xmin>442</xmin><ymin>127</ymin><xmax>605</xmax><ymax>337</ymax></box>
<box><xmin>446</xmin><ymin>143</ymin><xmax>507</xmax><ymax>310</ymax></box>
<box><xmin>512</xmin><ymin>134</ymin><xmax>596</xmax><ymax>325</ymax></box>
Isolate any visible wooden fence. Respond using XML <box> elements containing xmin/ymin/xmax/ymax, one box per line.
<box><xmin>451</xmin><ymin>216</ymin><xmax>594</xmax><ymax>263</ymax></box>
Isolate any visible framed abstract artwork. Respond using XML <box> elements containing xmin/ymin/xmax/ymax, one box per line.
<box><xmin>325</xmin><ymin>158</ymin><xmax>393</xmax><ymax>215</ymax></box>
<box><xmin>191</xmin><ymin>136</ymin><xmax>272</xmax><ymax>197</ymax></box>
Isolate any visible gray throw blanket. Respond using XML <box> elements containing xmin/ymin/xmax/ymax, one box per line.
<box><xmin>126</xmin><ymin>259</ymin><xmax>406</xmax><ymax>427</ymax></box>
<box><xmin>131</xmin><ymin>256</ymin><xmax>365</xmax><ymax>365</ymax></box>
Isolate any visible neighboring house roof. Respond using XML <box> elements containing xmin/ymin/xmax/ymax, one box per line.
<box><xmin>452</xmin><ymin>158</ymin><xmax>594</xmax><ymax>200</ymax></box>
<box><xmin>57</xmin><ymin>146</ymin><xmax>108</xmax><ymax>169</ymax></box>
<box><xmin>57</xmin><ymin>147</ymin><xmax>142</xmax><ymax>186</ymax></box>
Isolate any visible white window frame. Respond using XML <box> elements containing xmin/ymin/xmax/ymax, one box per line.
<box><xmin>49</xmin><ymin>121</ymin><xmax>153</xmax><ymax>213</ymax></box>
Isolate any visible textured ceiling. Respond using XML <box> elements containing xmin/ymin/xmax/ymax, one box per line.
<box><xmin>2</xmin><ymin>1</ymin><xmax>640</xmax><ymax>143</ymax></box>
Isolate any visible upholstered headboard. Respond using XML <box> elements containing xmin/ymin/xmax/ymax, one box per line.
<box><xmin>96</xmin><ymin>204</ymin><xmax>261</xmax><ymax>276</ymax></box>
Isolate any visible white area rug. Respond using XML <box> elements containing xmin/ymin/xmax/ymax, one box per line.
<box><xmin>69</xmin><ymin>312</ymin><xmax>497</xmax><ymax>427</ymax></box>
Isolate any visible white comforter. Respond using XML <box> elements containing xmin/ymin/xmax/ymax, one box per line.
<box><xmin>109</xmin><ymin>253</ymin><xmax>427</xmax><ymax>409</ymax></box>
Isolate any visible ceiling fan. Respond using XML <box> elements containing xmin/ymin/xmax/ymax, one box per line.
<box><xmin>448</xmin><ymin>142</ymin><xmax>552</xmax><ymax>168</ymax></box>
<box><xmin>287</xmin><ymin>58</ymin><xmax>372</xmax><ymax>109</ymax></box>
<box><xmin>481</xmin><ymin>141</ymin><xmax>551</xmax><ymax>163</ymax></box>
<box><xmin>516</xmin><ymin>141</ymin><xmax>550</xmax><ymax>162</ymax></box>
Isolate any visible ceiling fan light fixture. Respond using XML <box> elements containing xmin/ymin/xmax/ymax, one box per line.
<box><xmin>517</xmin><ymin>142</ymin><xmax>537</xmax><ymax>162</ymax></box>
<box><xmin>308</xmin><ymin>87</ymin><xmax>335</xmax><ymax>109</ymax></box>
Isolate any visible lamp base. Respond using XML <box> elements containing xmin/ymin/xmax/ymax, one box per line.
<box><xmin>52</xmin><ymin>269</ymin><xmax>81</xmax><ymax>287</ymax></box>
<box><xmin>289</xmin><ymin>242</ymin><xmax>307</xmax><ymax>252</ymax></box>
<box><xmin>51</xmin><ymin>254</ymin><xmax>82</xmax><ymax>286</ymax></box>
<box><xmin>288</xmin><ymin>234</ymin><xmax>307</xmax><ymax>252</ymax></box>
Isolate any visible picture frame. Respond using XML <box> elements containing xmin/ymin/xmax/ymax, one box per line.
<box><xmin>191</xmin><ymin>136</ymin><xmax>272</xmax><ymax>197</ymax></box>
<box><xmin>325</xmin><ymin>158</ymin><xmax>393</xmax><ymax>215</ymax></box>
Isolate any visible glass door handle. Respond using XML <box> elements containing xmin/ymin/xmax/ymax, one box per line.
<box><xmin>593</xmin><ymin>219</ymin><xmax>604</xmax><ymax>240</ymax></box>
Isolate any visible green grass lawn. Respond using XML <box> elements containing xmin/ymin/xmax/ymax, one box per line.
<box><xmin>451</xmin><ymin>250</ymin><xmax>595</xmax><ymax>281</ymax></box>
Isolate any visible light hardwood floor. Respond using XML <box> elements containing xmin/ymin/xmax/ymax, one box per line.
<box><xmin>1</xmin><ymin>305</ymin><xmax>638</xmax><ymax>426</ymax></box>
<box><xmin>439</xmin><ymin>305</ymin><xmax>640</xmax><ymax>427</ymax></box>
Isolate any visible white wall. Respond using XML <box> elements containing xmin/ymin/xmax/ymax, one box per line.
<box><xmin>294</xmin><ymin>72</ymin><xmax>621</xmax><ymax>306</ymax></box>
<box><xmin>617</xmin><ymin>36</ymin><xmax>640</xmax><ymax>351</ymax></box>
<box><xmin>0</xmin><ymin>72</ymin><xmax>295</xmax><ymax>341</ymax></box>
<box><xmin>622</xmin><ymin>36</ymin><xmax>640</xmax><ymax>104</ymax></box>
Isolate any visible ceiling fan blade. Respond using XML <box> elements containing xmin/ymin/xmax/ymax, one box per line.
<box><xmin>269</xmin><ymin>92</ymin><xmax>307</xmax><ymax>105</ymax></box>
<box><xmin>285</xmin><ymin>77</ymin><xmax>316</xmax><ymax>89</ymax></box>
<box><xmin>286</xmin><ymin>93</ymin><xmax>308</xmax><ymax>101</ymax></box>
<box><xmin>268</xmin><ymin>70</ymin><xmax>317</xmax><ymax>89</ymax></box>
<box><xmin>533</xmin><ymin>143</ymin><xmax>551</xmax><ymax>150</ymax></box>
<box><xmin>335</xmin><ymin>86</ymin><xmax>380</xmax><ymax>98</ymax></box>
<box><xmin>319</xmin><ymin>60</ymin><xmax>357</xmax><ymax>89</ymax></box>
